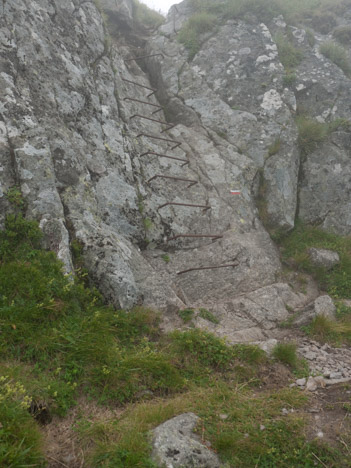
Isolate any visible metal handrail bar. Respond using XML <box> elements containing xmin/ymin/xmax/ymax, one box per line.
<box><xmin>147</xmin><ymin>175</ymin><xmax>197</xmax><ymax>187</ymax></box>
<box><xmin>136</xmin><ymin>133</ymin><xmax>181</xmax><ymax>150</ymax></box>
<box><xmin>157</xmin><ymin>202</ymin><xmax>211</xmax><ymax>212</ymax></box>
<box><xmin>177</xmin><ymin>263</ymin><xmax>238</xmax><ymax>275</ymax></box>
<box><xmin>140</xmin><ymin>151</ymin><xmax>189</xmax><ymax>166</ymax></box>
<box><xmin>131</xmin><ymin>114</ymin><xmax>174</xmax><ymax>131</ymax></box>
<box><xmin>124</xmin><ymin>97</ymin><xmax>162</xmax><ymax>111</ymax></box>
<box><xmin>167</xmin><ymin>234</ymin><xmax>223</xmax><ymax>242</ymax></box>
<box><xmin>121</xmin><ymin>78</ymin><xmax>157</xmax><ymax>97</ymax></box>
<box><xmin>124</xmin><ymin>53</ymin><xmax>164</xmax><ymax>62</ymax></box>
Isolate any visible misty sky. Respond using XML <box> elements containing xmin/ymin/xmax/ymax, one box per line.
<box><xmin>141</xmin><ymin>0</ymin><xmax>182</xmax><ymax>14</ymax></box>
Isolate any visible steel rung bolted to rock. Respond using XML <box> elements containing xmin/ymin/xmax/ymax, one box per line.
<box><xmin>177</xmin><ymin>263</ymin><xmax>238</xmax><ymax>275</ymax></box>
<box><xmin>137</xmin><ymin>133</ymin><xmax>181</xmax><ymax>150</ymax></box>
<box><xmin>140</xmin><ymin>151</ymin><xmax>189</xmax><ymax>166</ymax></box>
<box><xmin>157</xmin><ymin>202</ymin><xmax>211</xmax><ymax>212</ymax></box>
<box><xmin>124</xmin><ymin>97</ymin><xmax>162</xmax><ymax>113</ymax></box>
<box><xmin>130</xmin><ymin>114</ymin><xmax>174</xmax><ymax>131</ymax></box>
<box><xmin>124</xmin><ymin>53</ymin><xmax>164</xmax><ymax>62</ymax></box>
<box><xmin>167</xmin><ymin>234</ymin><xmax>223</xmax><ymax>242</ymax></box>
<box><xmin>121</xmin><ymin>78</ymin><xmax>157</xmax><ymax>97</ymax></box>
<box><xmin>147</xmin><ymin>175</ymin><xmax>198</xmax><ymax>188</ymax></box>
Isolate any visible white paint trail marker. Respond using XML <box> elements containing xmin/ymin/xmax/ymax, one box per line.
<box><xmin>230</xmin><ymin>189</ymin><xmax>241</xmax><ymax>195</ymax></box>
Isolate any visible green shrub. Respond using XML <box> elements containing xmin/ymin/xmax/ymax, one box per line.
<box><xmin>279</xmin><ymin>221</ymin><xmax>351</xmax><ymax>299</ymax></box>
<box><xmin>306</xmin><ymin>28</ymin><xmax>316</xmax><ymax>47</ymax></box>
<box><xmin>132</xmin><ymin>0</ymin><xmax>164</xmax><ymax>29</ymax></box>
<box><xmin>171</xmin><ymin>329</ymin><xmax>234</xmax><ymax>370</ymax></box>
<box><xmin>282</xmin><ymin>73</ymin><xmax>297</xmax><ymax>87</ymax></box>
<box><xmin>272</xmin><ymin>342</ymin><xmax>298</xmax><ymax>368</ymax></box>
<box><xmin>333</xmin><ymin>25</ymin><xmax>351</xmax><ymax>45</ymax></box>
<box><xmin>320</xmin><ymin>41</ymin><xmax>351</xmax><ymax>77</ymax></box>
<box><xmin>268</xmin><ymin>137</ymin><xmax>282</xmax><ymax>156</ymax></box>
<box><xmin>178</xmin><ymin>11</ymin><xmax>217</xmax><ymax>60</ymax></box>
<box><xmin>297</xmin><ymin>117</ymin><xmax>328</xmax><ymax>155</ymax></box>
<box><xmin>0</xmin><ymin>376</ymin><xmax>45</xmax><ymax>466</ymax></box>
<box><xmin>199</xmin><ymin>308</ymin><xmax>220</xmax><ymax>324</ymax></box>
<box><xmin>178</xmin><ymin>308</ymin><xmax>195</xmax><ymax>323</ymax></box>
<box><xmin>275</xmin><ymin>32</ymin><xmax>304</xmax><ymax>71</ymax></box>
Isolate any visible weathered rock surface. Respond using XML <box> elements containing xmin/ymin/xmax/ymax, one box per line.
<box><xmin>152</xmin><ymin>413</ymin><xmax>220</xmax><ymax>468</ymax></box>
<box><xmin>308</xmin><ymin>248</ymin><xmax>340</xmax><ymax>270</ymax></box>
<box><xmin>1</xmin><ymin>0</ymin><xmax>351</xmax><ymax>342</ymax></box>
<box><xmin>294</xmin><ymin>295</ymin><xmax>336</xmax><ymax>326</ymax></box>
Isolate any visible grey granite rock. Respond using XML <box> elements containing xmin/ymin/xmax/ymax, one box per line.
<box><xmin>308</xmin><ymin>248</ymin><xmax>340</xmax><ymax>270</ymax></box>
<box><xmin>152</xmin><ymin>413</ymin><xmax>220</xmax><ymax>468</ymax></box>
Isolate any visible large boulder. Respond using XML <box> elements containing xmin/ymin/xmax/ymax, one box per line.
<box><xmin>152</xmin><ymin>413</ymin><xmax>220</xmax><ymax>468</ymax></box>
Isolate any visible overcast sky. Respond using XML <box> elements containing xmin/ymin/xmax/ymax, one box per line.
<box><xmin>141</xmin><ymin>0</ymin><xmax>182</xmax><ymax>14</ymax></box>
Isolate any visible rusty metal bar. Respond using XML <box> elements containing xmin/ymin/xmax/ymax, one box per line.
<box><xmin>124</xmin><ymin>97</ymin><xmax>162</xmax><ymax>112</ymax></box>
<box><xmin>167</xmin><ymin>234</ymin><xmax>223</xmax><ymax>242</ymax></box>
<box><xmin>137</xmin><ymin>133</ymin><xmax>181</xmax><ymax>150</ymax></box>
<box><xmin>130</xmin><ymin>114</ymin><xmax>174</xmax><ymax>131</ymax></box>
<box><xmin>124</xmin><ymin>53</ymin><xmax>164</xmax><ymax>62</ymax></box>
<box><xmin>177</xmin><ymin>263</ymin><xmax>238</xmax><ymax>275</ymax></box>
<box><xmin>140</xmin><ymin>151</ymin><xmax>189</xmax><ymax>166</ymax></box>
<box><xmin>147</xmin><ymin>175</ymin><xmax>197</xmax><ymax>187</ymax></box>
<box><xmin>121</xmin><ymin>78</ymin><xmax>157</xmax><ymax>97</ymax></box>
<box><xmin>157</xmin><ymin>202</ymin><xmax>211</xmax><ymax>212</ymax></box>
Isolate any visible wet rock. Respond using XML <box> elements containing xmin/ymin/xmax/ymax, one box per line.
<box><xmin>152</xmin><ymin>413</ymin><xmax>220</xmax><ymax>468</ymax></box>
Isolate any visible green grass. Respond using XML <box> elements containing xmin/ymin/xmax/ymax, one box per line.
<box><xmin>132</xmin><ymin>0</ymin><xmax>164</xmax><ymax>29</ymax></box>
<box><xmin>77</xmin><ymin>383</ymin><xmax>349</xmax><ymax>467</ymax></box>
<box><xmin>278</xmin><ymin>221</ymin><xmax>351</xmax><ymax>299</ymax></box>
<box><xmin>180</xmin><ymin>0</ymin><xmax>349</xmax><ymax>61</ymax></box>
<box><xmin>178</xmin><ymin>11</ymin><xmax>217</xmax><ymax>60</ymax></box>
<box><xmin>178</xmin><ymin>308</ymin><xmax>195</xmax><ymax>323</ymax></box>
<box><xmin>333</xmin><ymin>25</ymin><xmax>351</xmax><ymax>45</ymax></box>
<box><xmin>296</xmin><ymin>117</ymin><xmax>350</xmax><ymax>157</ymax></box>
<box><xmin>275</xmin><ymin>32</ymin><xmax>304</xmax><ymax>72</ymax></box>
<box><xmin>199</xmin><ymin>307</ymin><xmax>220</xmax><ymax>324</ymax></box>
<box><xmin>306</xmin><ymin>314</ymin><xmax>351</xmax><ymax>346</ymax></box>
<box><xmin>1</xmin><ymin>215</ymin><xmax>351</xmax><ymax>466</ymax></box>
<box><xmin>320</xmin><ymin>41</ymin><xmax>351</xmax><ymax>78</ymax></box>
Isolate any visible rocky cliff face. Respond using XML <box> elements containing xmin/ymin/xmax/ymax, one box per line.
<box><xmin>1</xmin><ymin>0</ymin><xmax>350</xmax><ymax>341</ymax></box>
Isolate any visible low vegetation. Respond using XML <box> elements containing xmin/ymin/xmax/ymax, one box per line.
<box><xmin>320</xmin><ymin>41</ymin><xmax>351</xmax><ymax>78</ymax></box>
<box><xmin>297</xmin><ymin>116</ymin><xmax>351</xmax><ymax>156</ymax></box>
<box><xmin>275</xmin><ymin>32</ymin><xmax>304</xmax><ymax>72</ymax></box>
<box><xmin>131</xmin><ymin>0</ymin><xmax>164</xmax><ymax>29</ymax></box>
<box><xmin>2</xmin><ymin>215</ymin><xmax>350</xmax><ymax>465</ymax></box>
<box><xmin>179</xmin><ymin>0</ymin><xmax>349</xmax><ymax>59</ymax></box>
<box><xmin>333</xmin><ymin>25</ymin><xmax>351</xmax><ymax>45</ymax></box>
<box><xmin>278</xmin><ymin>221</ymin><xmax>351</xmax><ymax>299</ymax></box>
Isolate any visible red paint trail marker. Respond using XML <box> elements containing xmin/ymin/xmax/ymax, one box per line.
<box><xmin>230</xmin><ymin>189</ymin><xmax>241</xmax><ymax>195</ymax></box>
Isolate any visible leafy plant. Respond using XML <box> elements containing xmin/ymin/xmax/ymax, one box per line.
<box><xmin>199</xmin><ymin>308</ymin><xmax>220</xmax><ymax>324</ymax></box>
<box><xmin>5</xmin><ymin>187</ymin><xmax>25</xmax><ymax>209</ymax></box>
<box><xmin>178</xmin><ymin>308</ymin><xmax>195</xmax><ymax>323</ymax></box>
<box><xmin>320</xmin><ymin>41</ymin><xmax>351</xmax><ymax>77</ymax></box>
<box><xmin>161</xmin><ymin>254</ymin><xmax>170</xmax><ymax>263</ymax></box>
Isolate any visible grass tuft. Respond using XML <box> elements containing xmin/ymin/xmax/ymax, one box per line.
<box><xmin>320</xmin><ymin>41</ymin><xmax>351</xmax><ymax>77</ymax></box>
